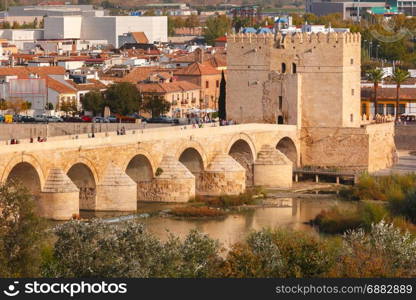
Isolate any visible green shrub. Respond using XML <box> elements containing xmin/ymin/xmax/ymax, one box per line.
<box><xmin>311</xmin><ymin>203</ymin><xmax>387</xmax><ymax>234</ymax></box>
<box><xmin>220</xmin><ymin>229</ymin><xmax>336</xmax><ymax>278</ymax></box>
<box><xmin>330</xmin><ymin>221</ymin><xmax>416</xmax><ymax>277</ymax></box>
<box><xmin>0</xmin><ymin>181</ymin><xmax>46</xmax><ymax>277</ymax></box>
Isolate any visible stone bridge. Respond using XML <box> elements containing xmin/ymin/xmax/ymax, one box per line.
<box><xmin>0</xmin><ymin>123</ymin><xmax>298</xmax><ymax>220</ymax></box>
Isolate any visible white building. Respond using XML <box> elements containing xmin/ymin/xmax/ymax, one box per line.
<box><xmin>43</xmin><ymin>16</ymin><xmax>167</xmax><ymax>48</ymax></box>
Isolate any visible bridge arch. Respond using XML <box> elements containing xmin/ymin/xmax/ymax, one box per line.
<box><xmin>125</xmin><ymin>154</ymin><xmax>154</xmax><ymax>183</ymax></box>
<box><xmin>65</xmin><ymin>159</ymin><xmax>98</xmax><ymax>210</ymax></box>
<box><xmin>175</xmin><ymin>141</ymin><xmax>208</xmax><ymax>169</ymax></box>
<box><xmin>227</xmin><ymin>136</ymin><xmax>256</xmax><ymax>186</ymax></box>
<box><xmin>178</xmin><ymin>147</ymin><xmax>205</xmax><ymax>192</ymax></box>
<box><xmin>6</xmin><ymin>162</ymin><xmax>42</xmax><ymax>199</ymax></box>
<box><xmin>276</xmin><ymin>136</ymin><xmax>298</xmax><ymax>167</ymax></box>
<box><xmin>2</xmin><ymin>154</ymin><xmax>45</xmax><ymax>188</ymax></box>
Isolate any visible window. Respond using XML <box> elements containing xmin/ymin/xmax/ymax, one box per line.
<box><xmin>350</xmin><ymin>58</ymin><xmax>354</xmax><ymax>65</ymax></box>
<box><xmin>205</xmin><ymin>81</ymin><xmax>209</xmax><ymax>88</ymax></box>
<box><xmin>281</xmin><ymin>63</ymin><xmax>286</xmax><ymax>74</ymax></box>
<box><xmin>399</xmin><ymin>104</ymin><xmax>406</xmax><ymax>114</ymax></box>
<box><xmin>386</xmin><ymin>104</ymin><xmax>395</xmax><ymax>115</ymax></box>
<box><xmin>279</xmin><ymin>96</ymin><xmax>283</xmax><ymax>110</ymax></box>
<box><xmin>277</xmin><ymin>116</ymin><xmax>284</xmax><ymax>124</ymax></box>
<box><xmin>351</xmin><ymin>89</ymin><xmax>354</xmax><ymax>96</ymax></box>
<box><xmin>292</xmin><ymin>63</ymin><xmax>297</xmax><ymax>74</ymax></box>
<box><xmin>216</xmin><ymin>80</ymin><xmax>219</xmax><ymax>88</ymax></box>
<box><xmin>361</xmin><ymin>103</ymin><xmax>367</xmax><ymax>115</ymax></box>
<box><xmin>376</xmin><ymin>104</ymin><xmax>384</xmax><ymax>115</ymax></box>
<box><xmin>350</xmin><ymin>114</ymin><xmax>353</xmax><ymax>122</ymax></box>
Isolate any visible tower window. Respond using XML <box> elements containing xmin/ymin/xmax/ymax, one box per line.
<box><xmin>292</xmin><ymin>63</ymin><xmax>297</xmax><ymax>74</ymax></box>
<box><xmin>350</xmin><ymin>58</ymin><xmax>354</xmax><ymax>65</ymax></box>
<box><xmin>279</xmin><ymin>96</ymin><xmax>283</xmax><ymax>110</ymax></box>
<box><xmin>278</xmin><ymin>116</ymin><xmax>284</xmax><ymax>124</ymax></box>
<box><xmin>350</xmin><ymin>114</ymin><xmax>354</xmax><ymax>122</ymax></box>
<box><xmin>281</xmin><ymin>63</ymin><xmax>286</xmax><ymax>74</ymax></box>
<box><xmin>351</xmin><ymin>89</ymin><xmax>354</xmax><ymax>96</ymax></box>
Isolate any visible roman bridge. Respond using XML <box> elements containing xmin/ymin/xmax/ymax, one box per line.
<box><xmin>0</xmin><ymin>123</ymin><xmax>299</xmax><ymax>220</ymax></box>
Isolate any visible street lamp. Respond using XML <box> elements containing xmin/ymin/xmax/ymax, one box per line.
<box><xmin>369</xmin><ymin>41</ymin><xmax>373</xmax><ymax>58</ymax></box>
<box><xmin>376</xmin><ymin>44</ymin><xmax>381</xmax><ymax>60</ymax></box>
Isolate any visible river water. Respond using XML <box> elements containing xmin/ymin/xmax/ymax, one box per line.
<box><xmin>80</xmin><ymin>196</ymin><xmax>355</xmax><ymax>248</ymax></box>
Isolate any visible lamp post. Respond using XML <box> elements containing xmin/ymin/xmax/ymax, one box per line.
<box><xmin>369</xmin><ymin>41</ymin><xmax>373</xmax><ymax>58</ymax></box>
<box><xmin>376</xmin><ymin>44</ymin><xmax>380</xmax><ymax>60</ymax></box>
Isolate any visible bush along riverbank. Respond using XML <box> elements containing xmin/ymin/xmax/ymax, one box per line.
<box><xmin>311</xmin><ymin>174</ymin><xmax>416</xmax><ymax>234</ymax></box>
<box><xmin>40</xmin><ymin>219</ymin><xmax>416</xmax><ymax>278</ymax></box>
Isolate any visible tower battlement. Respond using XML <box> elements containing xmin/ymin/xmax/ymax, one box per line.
<box><xmin>228</xmin><ymin>31</ymin><xmax>361</xmax><ymax>49</ymax></box>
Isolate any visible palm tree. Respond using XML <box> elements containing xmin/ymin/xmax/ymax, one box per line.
<box><xmin>367</xmin><ymin>69</ymin><xmax>384</xmax><ymax>117</ymax></box>
<box><xmin>391</xmin><ymin>68</ymin><xmax>410</xmax><ymax>120</ymax></box>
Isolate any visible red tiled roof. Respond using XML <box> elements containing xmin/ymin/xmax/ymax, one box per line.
<box><xmin>47</xmin><ymin>77</ymin><xmax>76</xmax><ymax>94</ymax></box>
<box><xmin>65</xmin><ymin>78</ymin><xmax>107</xmax><ymax>91</ymax></box>
<box><xmin>361</xmin><ymin>86</ymin><xmax>416</xmax><ymax>100</ymax></box>
<box><xmin>0</xmin><ymin>66</ymin><xmax>65</xmax><ymax>78</ymax></box>
<box><xmin>131</xmin><ymin>32</ymin><xmax>149</xmax><ymax>44</ymax></box>
<box><xmin>175</xmin><ymin>62</ymin><xmax>221</xmax><ymax>76</ymax></box>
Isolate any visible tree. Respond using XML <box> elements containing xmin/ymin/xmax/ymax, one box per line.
<box><xmin>391</xmin><ymin>68</ymin><xmax>410</xmax><ymax>120</ymax></box>
<box><xmin>45</xmin><ymin>102</ymin><xmax>54</xmax><ymax>111</ymax></box>
<box><xmin>59</xmin><ymin>99</ymin><xmax>78</xmax><ymax>116</ymax></box>
<box><xmin>21</xmin><ymin>101</ymin><xmax>32</xmax><ymax>115</ymax></box>
<box><xmin>0</xmin><ymin>181</ymin><xmax>46</xmax><ymax>277</ymax></box>
<box><xmin>104</xmin><ymin>82</ymin><xmax>141</xmax><ymax>115</ymax></box>
<box><xmin>367</xmin><ymin>69</ymin><xmax>384</xmax><ymax>116</ymax></box>
<box><xmin>204</xmin><ymin>15</ymin><xmax>231</xmax><ymax>46</ymax></box>
<box><xmin>141</xmin><ymin>94</ymin><xmax>171</xmax><ymax>118</ymax></box>
<box><xmin>218</xmin><ymin>70</ymin><xmax>226</xmax><ymax>121</ymax></box>
<box><xmin>185</xmin><ymin>15</ymin><xmax>200</xmax><ymax>28</ymax></box>
<box><xmin>0</xmin><ymin>99</ymin><xmax>7</xmax><ymax>110</ymax></box>
<box><xmin>81</xmin><ymin>90</ymin><xmax>104</xmax><ymax>116</ymax></box>
<box><xmin>6</xmin><ymin>98</ymin><xmax>25</xmax><ymax>114</ymax></box>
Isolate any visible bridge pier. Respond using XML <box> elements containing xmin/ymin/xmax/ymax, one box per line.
<box><xmin>95</xmin><ymin>163</ymin><xmax>137</xmax><ymax>211</ymax></box>
<box><xmin>198</xmin><ymin>153</ymin><xmax>246</xmax><ymax>196</ymax></box>
<box><xmin>39</xmin><ymin>168</ymin><xmax>79</xmax><ymax>220</ymax></box>
<box><xmin>137</xmin><ymin>155</ymin><xmax>195</xmax><ymax>202</ymax></box>
<box><xmin>253</xmin><ymin>145</ymin><xmax>293</xmax><ymax>188</ymax></box>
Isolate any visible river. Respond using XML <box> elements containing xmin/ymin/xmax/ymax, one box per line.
<box><xmin>80</xmin><ymin>195</ymin><xmax>355</xmax><ymax>248</ymax></box>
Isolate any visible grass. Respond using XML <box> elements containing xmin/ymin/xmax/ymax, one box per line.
<box><xmin>169</xmin><ymin>206</ymin><xmax>225</xmax><ymax>218</ymax></box>
<box><xmin>189</xmin><ymin>187</ymin><xmax>267</xmax><ymax>209</ymax></box>
<box><xmin>342</xmin><ymin>173</ymin><xmax>416</xmax><ymax>201</ymax></box>
<box><xmin>311</xmin><ymin>202</ymin><xmax>388</xmax><ymax>234</ymax></box>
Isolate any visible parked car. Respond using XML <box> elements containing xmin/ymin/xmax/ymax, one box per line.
<box><xmin>13</xmin><ymin>115</ymin><xmax>24</xmax><ymax>122</ymax></box>
<box><xmin>63</xmin><ymin>116</ymin><xmax>84</xmax><ymax>122</ymax></box>
<box><xmin>147</xmin><ymin>116</ymin><xmax>179</xmax><ymax>124</ymax></box>
<box><xmin>127</xmin><ymin>113</ymin><xmax>147</xmax><ymax>121</ymax></box>
<box><xmin>81</xmin><ymin>116</ymin><xmax>92</xmax><ymax>122</ymax></box>
<box><xmin>114</xmin><ymin>114</ymin><xmax>136</xmax><ymax>123</ymax></box>
<box><xmin>107</xmin><ymin>116</ymin><xmax>117</xmax><ymax>123</ymax></box>
<box><xmin>47</xmin><ymin>116</ymin><xmax>63</xmax><ymax>122</ymax></box>
<box><xmin>34</xmin><ymin>115</ymin><xmax>47</xmax><ymax>122</ymax></box>
<box><xmin>93</xmin><ymin>116</ymin><xmax>109</xmax><ymax>123</ymax></box>
<box><xmin>21</xmin><ymin>116</ymin><xmax>35</xmax><ymax>123</ymax></box>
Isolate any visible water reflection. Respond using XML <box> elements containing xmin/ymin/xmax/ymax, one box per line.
<box><xmin>133</xmin><ymin>198</ymin><xmax>355</xmax><ymax>248</ymax></box>
<box><xmin>78</xmin><ymin>198</ymin><xmax>354</xmax><ymax>248</ymax></box>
